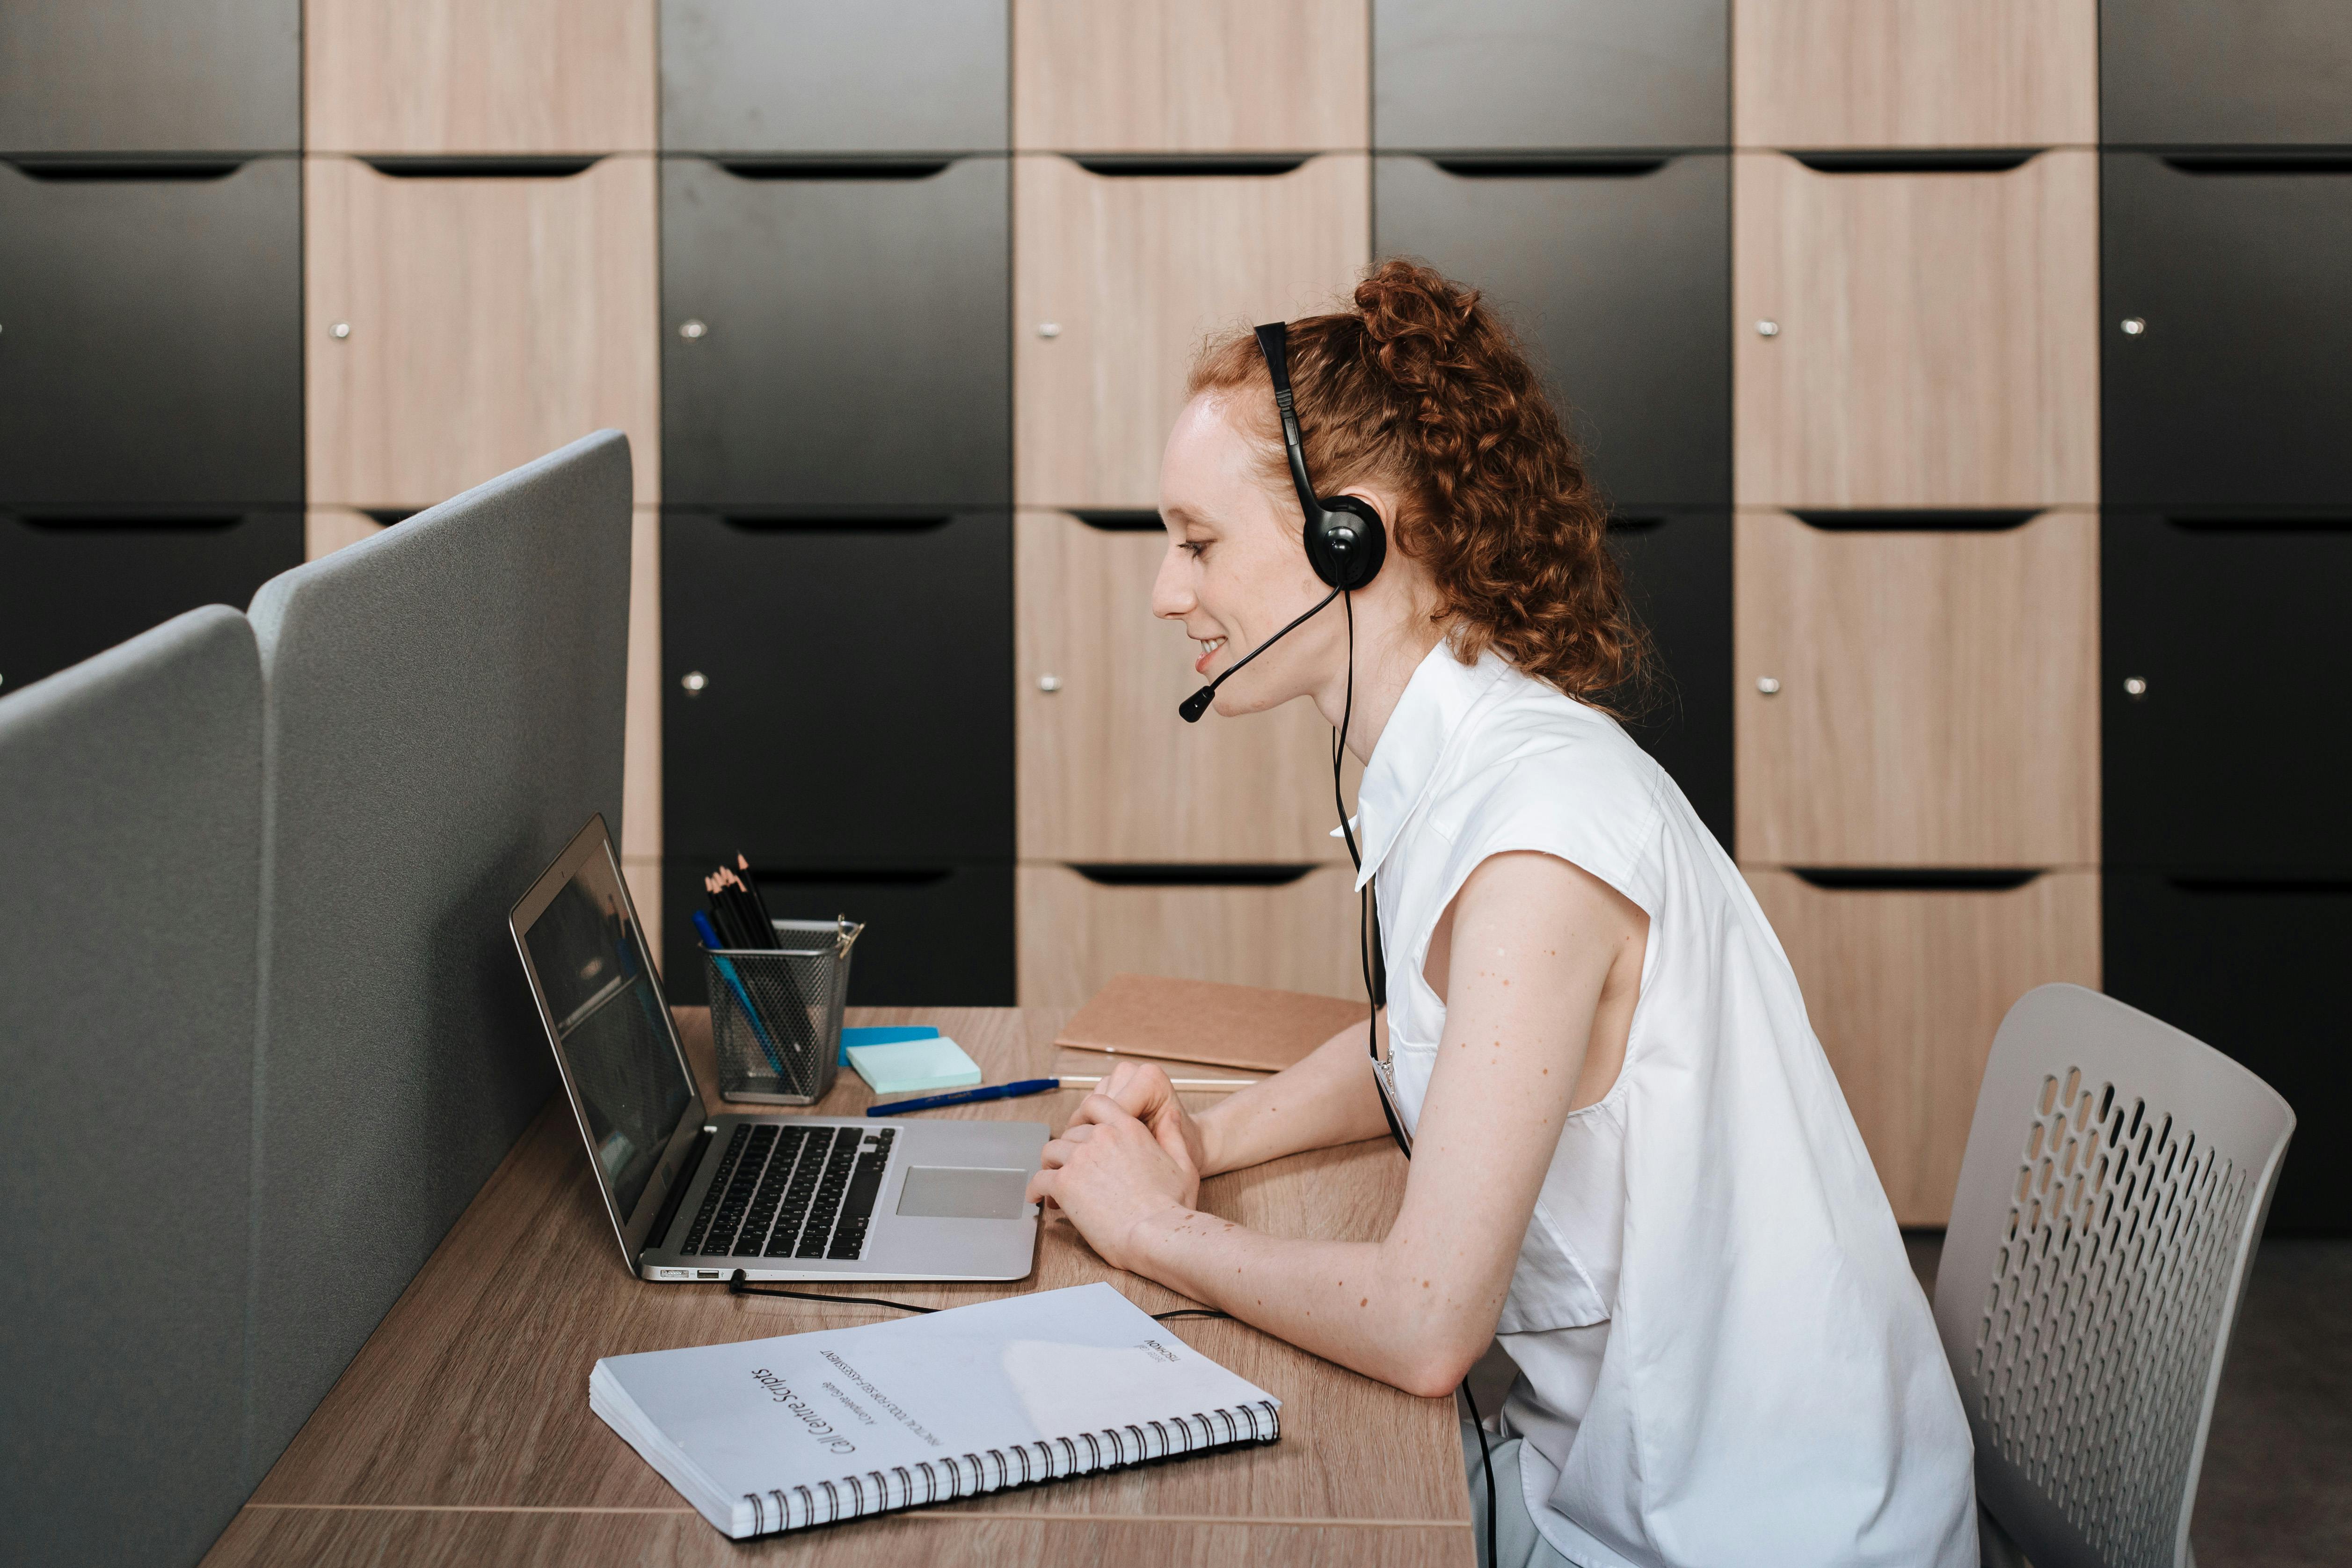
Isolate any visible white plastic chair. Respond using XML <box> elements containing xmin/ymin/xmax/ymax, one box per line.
<box><xmin>1933</xmin><ymin>984</ymin><xmax>2296</xmax><ymax>1568</ymax></box>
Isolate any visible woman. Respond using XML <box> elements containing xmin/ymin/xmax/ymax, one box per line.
<box><xmin>1025</xmin><ymin>261</ymin><xmax>1976</xmax><ymax>1568</ymax></box>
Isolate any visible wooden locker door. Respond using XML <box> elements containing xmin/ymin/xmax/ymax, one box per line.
<box><xmin>1018</xmin><ymin>864</ymin><xmax>1364</xmax><ymax>1006</ymax></box>
<box><xmin>1732</xmin><ymin>0</ymin><xmax>2098</xmax><ymax>150</ymax></box>
<box><xmin>1747</xmin><ymin>868</ymin><xmax>2103</xmax><ymax>1226</ymax></box>
<box><xmin>305</xmin><ymin>0</ymin><xmax>657</xmax><ymax>153</ymax></box>
<box><xmin>1734</xmin><ymin>510</ymin><xmax>2099</xmax><ymax>868</ymax></box>
<box><xmin>1733</xmin><ymin>150</ymin><xmax>2099</xmax><ymax>510</ymax></box>
<box><xmin>1017</xmin><ymin>510</ymin><xmax>1354</xmax><ymax>863</ymax></box>
<box><xmin>1014</xmin><ymin>153</ymin><xmax>1371</xmax><ymax>509</ymax></box>
<box><xmin>1013</xmin><ymin>0</ymin><xmax>1368</xmax><ymax>153</ymax></box>
<box><xmin>304</xmin><ymin>508</ymin><xmax>384</xmax><ymax>560</ymax></box>
<box><xmin>305</xmin><ymin>156</ymin><xmax>661</xmax><ymax>508</ymax></box>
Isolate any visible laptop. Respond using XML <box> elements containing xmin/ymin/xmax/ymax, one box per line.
<box><xmin>509</xmin><ymin>815</ymin><xmax>1047</xmax><ymax>1283</ymax></box>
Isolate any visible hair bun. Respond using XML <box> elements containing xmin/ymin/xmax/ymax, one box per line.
<box><xmin>1353</xmin><ymin>259</ymin><xmax>1480</xmax><ymax>388</ymax></box>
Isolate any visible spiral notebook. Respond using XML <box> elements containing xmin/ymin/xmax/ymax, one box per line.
<box><xmin>590</xmin><ymin>1283</ymin><xmax>1281</xmax><ymax>1538</ymax></box>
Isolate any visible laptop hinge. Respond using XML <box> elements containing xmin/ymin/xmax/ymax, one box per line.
<box><xmin>639</xmin><ymin>1124</ymin><xmax>714</xmax><ymax>1260</ymax></box>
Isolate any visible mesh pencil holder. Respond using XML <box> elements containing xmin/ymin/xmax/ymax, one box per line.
<box><xmin>703</xmin><ymin>917</ymin><xmax>861</xmax><ymax>1105</ymax></box>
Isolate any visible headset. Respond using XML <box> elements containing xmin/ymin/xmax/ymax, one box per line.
<box><xmin>1176</xmin><ymin>321</ymin><xmax>1387</xmax><ymax>725</ymax></box>
<box><xmin>1174</xmin><ymin>321</ymin><xmax>1495</xmax><ymax>1566</ymax></box>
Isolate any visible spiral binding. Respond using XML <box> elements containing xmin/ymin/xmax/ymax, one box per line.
<box><xmin>739</xmin><ymin>1399</ymin><xmax>1281</xmax><ymax>1534</ymax></box>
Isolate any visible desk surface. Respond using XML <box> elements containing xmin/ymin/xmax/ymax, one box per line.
<box><xmin>201</xmin><ymin>1007</ymin><xmax>1474</xmax><ymax>1567</ymax></box>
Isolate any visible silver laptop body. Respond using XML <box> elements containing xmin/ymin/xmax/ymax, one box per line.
<box><xmin>509</xmin><ymin>816</ymin><xmax>1045</xmax><ymax>1283</ymax></box>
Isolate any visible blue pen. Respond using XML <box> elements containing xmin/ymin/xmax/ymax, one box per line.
<box><xmin>692</xmin><ymin>910</ymin><xmax>790</xmax><ymax>1077</ymax></box>
<box><xmin>867</xmin><ymin>1078</ymin><xmax>1062</xmax><ymax>1116</ymax></box>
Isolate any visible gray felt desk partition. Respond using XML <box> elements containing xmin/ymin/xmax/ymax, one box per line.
<box><xmin>0</xmin><ymin>606</ymin><xmax>265</xmax><ymax>1568</ymax></box>
<box><xmin>0</xmin><ymin>434</ymin><xmax>632</xmax><ymax>1563</ymax></box>
<box><xmin>244</xmin><ymin>430</ymin><xmax>633</xmax><ymax>1474</ymax></box>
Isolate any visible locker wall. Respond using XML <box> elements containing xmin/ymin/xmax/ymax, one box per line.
<box><xmin>1015</xmin><ymin>0</ymin><xmax>1366</xmax><ymax>154</ymax></box>
<box><xmin>306</xmin><ymin>0</ymin><xmax>657</xmax><ymax>154</ymax></box>
<box><xmin>1014</xmin><ymin>153</ymin><xmax>1371</xmax><ymax>510</ymax></box>
<box><xmin>655</xmin><ymin>4</ymin><xmax>1018</xmax><ymax>996</ymax></box>
<box><xmin>2104</xmin><ymin>516</ymin><xmax>2352</xmax><ymax>877</ymax></box>
<box><xmin>666</xmin><ymin>0</ymin><xmax>1009</xmax><ymax>154</ymax></box>
<box><xmin>662</xmin><ymin>511</ymin><xmax>1015</xmax><ymax>871</ymax></box>
<box><xmin>2101</xmin><ymin>0</ymin><xmax>2352</xmax><ymax>147</ymax></box>
<box><xmin>1733</xmin><ymin>15</ymin><xmax>2107</xmax><ymax>1224</ymax></box>
<box><xmin>1371</xmin><ymin>153</ymin><xmax>1729</xmax><ymax>508</ymax></box>
<box><xmin>1736</xmin><ymin>510</ymin><xmax>2101</xmax><ymax>869</ymax></box>
<box><xmin>304</xmin><ymin>156</ymin><xmax>662</xmax><ymax>509</ymax></box>
<box><xmin>1019</xmin><ymin>863</ymin><xmax>1364</xmax><ymax>1007</ymax></box>
<box><xmin>1733</xmin><ymin>149</ymin><xmax>2100</xmax><ymax>511</ymax></box>
<box><xmin>2104</xmin><ymin>874</ymin><xmax>2348</xmax><ymax>1232</ymax></box>
<box><xmin>2097</xmin><ymin>3</ymin><xmax>2352</xmax><ymax>1227</ymax></box>
<box><xmin>660</xmin><ymin>156</ymin><xmax>1011</xmax><ymax>511</ymax></box>
<box><xmin>0</xmin><ymin>0</ymin><xmax>300</xmax><ymax>155</ymax></box>
<box><xmin>1372</xmin><ymin>0</ymin><xmax>1727</xmax><ymax>153</ymax></box>
<box><xmin>2102</xmin><ymin>153</ymin><xmax>2352</xmax><ymax>511</ymax></box>
<box><xmin>1606</xmin><ymin>512</ymin><xmax>1733</xmax><ymax>848</ymax></box>
<box><xmin>1732</xmin><ymin>0</ymin><xmax>2098</xmax><ymax>151</ymax></box>
<box><xmin>1016</xmin><ymin>511</ymin><xmax>1355</xmax><ymax>865</ymax></box>
<box><xmin>0</xmin><ymin>159</ymin><xmax>303</xmax><ymax>507</ymax></box>
<box><xmin>666</xmin><ymin>861</ymin><xmax>1019</xmax><ymax>1007</ymax></box>
<box><xmin>0</xmin><ymin>512</ymin><xmax>302</xmax><ymax>695</ymax></box>
<box><xmin>1749</xmin><ymin>868</ymin><xmax>2103</xmax><ymax>1226</ymax></box>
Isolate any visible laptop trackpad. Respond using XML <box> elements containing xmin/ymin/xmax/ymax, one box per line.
<box><xmin>896</xmin><ymin>1166</ymin><xmax>1032</xmax><ymax>1220</ymax></box>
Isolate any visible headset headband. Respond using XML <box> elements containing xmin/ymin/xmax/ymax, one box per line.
<box><xmin>1253</xmin><ymin>321</ymin><xmax>1324</xmax><ymax>527</ymax></box>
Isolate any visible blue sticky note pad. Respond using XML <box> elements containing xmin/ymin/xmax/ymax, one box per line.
<box><xmin>837</xmin><ymin>1023</ymin><xmax>939</xmax><ymax>1066</ymax></box>
<box><xmin>846</xmin><ymin>1037</ymin><xmax>983</xmax><ymax>1096</ymax></box>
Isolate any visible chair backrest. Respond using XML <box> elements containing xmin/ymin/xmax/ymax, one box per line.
<box><xmin>1934</xmin><ymin>984</ymin><xmax>2295</xmax><ymax>1568</ymax></box>
<box><xmin>241</xmin><ymin>430</ymin><xmax>633</xmax><ymax>1474</ymax></box>
<box><xmin>0</xmin><ymin>606</ymin><xmax>264</xmax><ymax>1568</ymax></box>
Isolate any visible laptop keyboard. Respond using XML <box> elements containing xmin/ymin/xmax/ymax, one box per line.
<box><xmin>678</xmin><ymin>1123</ymin><xmax>895</xmax><ymax>1263</ymax></box>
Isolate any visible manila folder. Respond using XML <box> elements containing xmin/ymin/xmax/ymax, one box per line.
<box><xmin>1054</xmin><ymin>974</ymin><xmax>1367</xmax><ymax>1073</ymax></box>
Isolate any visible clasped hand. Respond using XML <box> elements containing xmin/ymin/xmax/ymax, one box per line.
<box><xmin>1024</xmin><ymin>1062</ymin><xmax>1208</xmax><ymax>1272</ymax></box>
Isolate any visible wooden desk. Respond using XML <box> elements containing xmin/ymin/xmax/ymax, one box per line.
<box><xmin>203</xmin><ymin>1008</ymin><xmax>1474</xmax><ymax>1566</ymax></box>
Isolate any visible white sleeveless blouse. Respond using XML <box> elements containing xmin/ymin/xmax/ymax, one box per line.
<box><xmin>1359</xmin><ymin>644</ymin><xmax>1975</xmax><ymax>1568</ymax></box>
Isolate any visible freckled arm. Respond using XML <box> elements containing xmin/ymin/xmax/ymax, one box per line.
<box><xmin>1117</xmin><ymin>853</ymin><xmax>1636</xmax><ymax>1397</ymax></box>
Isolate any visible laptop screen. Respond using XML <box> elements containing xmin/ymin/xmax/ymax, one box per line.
<box><xmin>517</xmin><ymin>833</ymin><xmax>694</xmax><ymax>1222</ymax></box>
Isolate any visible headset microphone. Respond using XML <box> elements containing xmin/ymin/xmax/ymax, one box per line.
<box><xmin>1178</xmin><ymin>583</ymin><xmax>1342</xmax><ymax>722</ymax></box>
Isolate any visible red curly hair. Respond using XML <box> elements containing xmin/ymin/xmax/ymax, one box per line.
<box><xmin>1187</xmin><ymin>258</ymin><xmax>1649</xmax><ymax>711</ymax></box>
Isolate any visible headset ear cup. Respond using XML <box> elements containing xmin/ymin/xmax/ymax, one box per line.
<box><xmin>1307</xmin><ymin>496</ymin><xmax>1388</xmax><ymax>591</ymax></box>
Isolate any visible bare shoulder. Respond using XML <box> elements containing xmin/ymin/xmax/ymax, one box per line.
<box><xmin>1456</xmin><ymin>849</ymin><xmax>1646</xmax><ymax>943</ymax></box>
<box><xmin>1426</xmin><ymin>849</ymin><xmax>1648</xmax><ymax>1008</ymax></box>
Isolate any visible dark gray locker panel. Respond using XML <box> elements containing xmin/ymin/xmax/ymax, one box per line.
<box><xmin>1373</xmin><ymin>0</ymin><xmax>1727</xmax><ymax>152</ymax></box>
<box><xmin>664</xmin><ymin>860</ymin><xmax>1014</xmax><ymax>1006</ymax></box>
<box><xmin>661</xmin><ymin>0</ymin><xmax>1008</xmax><ymax>153</ymax></box>
<box><xmin>663</xmin><ymin>511</ymin><xmax>1013</xmax><ymax>868</ymax></box>
<box><xmin>1374</xmin><ymin>153</ymin><xmax>1728</xmax><ymax>507</ymax></box>
<box><xmin>0</xmin><ymin>509</ymin><xmax>300</xmax><ymax>695</ymax></box>
<box><xmin>662</xmin><ymin>156</ymin><xmax>1010</xmax><ymax>510</ymax></box>
<box><xmin>1608</xmin><ymin>511</ymin><xmax>1731</xmax><ymax>848</ymax></box>
<box><xmin>0</xmin><ymin>158</ymin><xmax>302</xmax><ymax>507</ymax></box>
<box><xmin>2104</xmin><ymin>515</ymin><xmax>2352</xmax><ymax>876</ymax></box>
<box><xmin>2105</xmin><ymin>874</ymin><xmax>2346</xmax><ymax>1233</ymax></box>
<box><xmin>0</xmin><ymin>0</ymin><xmax>299</xmax><ymax>154</ymax></box>
<box><xmin>2104</xmin><ymin>153</ymin><xmax>2352</xmax><ymax>510</ymax></box>
<box><xmin>2102</xmin><ymin>0</ymin><xmax>2352</xmax><ymax>146</ymax></box>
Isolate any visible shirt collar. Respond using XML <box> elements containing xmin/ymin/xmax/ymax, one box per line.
<box><xmin>1352</xmin><ymin>641</ymin><xmax>1514</xmax><ymax>890</ymax></box>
